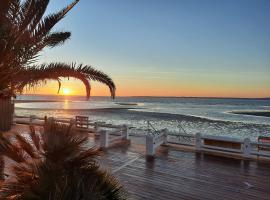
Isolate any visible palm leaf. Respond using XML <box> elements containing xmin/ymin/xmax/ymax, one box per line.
<box><xmin>44</xmin><ymin>31</ymin><xmax>71</xmax><ymax>47</ymax></box>
<box><xmin>33</xmin><ymin>0</ymin><xmax>79</xmax><ymax>40</ymax></box>
<box><xmin>14</xmin><ymin>63</ymin><xmax>115</xmax><ymax>99</ymax></box>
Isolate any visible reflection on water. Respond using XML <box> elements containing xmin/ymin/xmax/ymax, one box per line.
<box><xmin>64</xmin><ymin>100</ymin><xmax>69</xmax><ymax>110</ymax></box>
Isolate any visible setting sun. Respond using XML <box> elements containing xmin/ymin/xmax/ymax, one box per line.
<box><xmin>62</xmin><ymin>88</ymin><xmax>71</xmax><ymax>95</ymax></box>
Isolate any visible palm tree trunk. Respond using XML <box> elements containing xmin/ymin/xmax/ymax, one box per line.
<box><xmin>0</xmin><ymin>156</ymin><xmax>4</xmax><ymax>181</ymax></box>
<box><xmin>0</xmin><ymin>97</ymin><xmax>14</xmax><ymax>131</ymax></box>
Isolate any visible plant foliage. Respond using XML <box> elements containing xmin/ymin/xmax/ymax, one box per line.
<box><xmin>0</xmin><ymin>121</ymin><xmax>126</xmax><ymax>199</ymax></box>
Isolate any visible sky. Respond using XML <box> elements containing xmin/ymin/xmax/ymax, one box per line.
<box><xmin>30</xmin><ymin>0</ymin><xmax>270</xmax><ymax>98</ymax></box>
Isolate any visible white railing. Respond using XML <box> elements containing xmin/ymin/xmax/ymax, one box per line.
<box><xmin>14</xmin><ymin>115</ymin><xmax>270</xmax><ymax>160</ymax></box>
<box><xmin>15</xmin><ymin>115</ymin><xmax>125</xmax><ymax>131</ymax></box>
<box><xmin>250</xmin><ymin>141</ymin><xmax>270</xmax><ymax>157</ymax></box>
<box><xmin>167</xmin><ymin>133</ymin><xmax>195</xmax><ymax>146</ymax></box>
<box><xmin>195</xmin><ymin>133</ymin><xmax>270</xmax><ymax>159</ymax></box>
<box><xmin>99</xmin><ymin>125</ymin><xmax>129</xmax><ymax>149</ymax></box>
<box><xmin>146</xmin><ymin>129</ymin><xmax>168</xmax><ymax>156</ymax></box>
<box><xmin>14</xmin><ymin>115</ymin><xmax>129</xmax><ymax>149</ymax></box>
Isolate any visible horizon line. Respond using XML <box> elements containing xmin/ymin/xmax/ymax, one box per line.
<box><xmin>19</xmin><ymin>94</ymin><xmax>270</xmax><ymax>100</ymax></box>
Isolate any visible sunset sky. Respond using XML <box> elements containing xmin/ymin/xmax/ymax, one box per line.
<box><xmin>29</xmin><ymin>0</ymin><xmax>270</xmax><ymax>98</ymax></box>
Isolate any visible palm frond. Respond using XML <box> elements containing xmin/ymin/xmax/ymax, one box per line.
<box><xmin>33</xmin><ymin>0</ymin><xmax>79</xmax><ymax>40</ymax></box>
<box><xmin>15</xmin><ymin>134</ymin><xmax>38</xmax><ymax>159</ymax></box>
<box><xmin>14</xmin><ymin>63</ymin><xmax>115</xmax><ymax>99</ymax></box>
<box><xmin>29</xmin><ymin>125</ymin><xmax>41</xmax><ymax>151</ymax></box>
<box><xmin>0</xmin><ymin>133</ymin><xmax>25</xmax><ymax>163</ymax></box>
<box><xmin>44</xmin><ymin>31</ymin><xmax>71</xmax><ymax>47</ymax></box>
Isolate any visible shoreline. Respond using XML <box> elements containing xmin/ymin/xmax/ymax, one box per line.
<box><xmin>15</xmin><ymin>100</ymin><xmax>64</xmax><ymax>103</ymax></box>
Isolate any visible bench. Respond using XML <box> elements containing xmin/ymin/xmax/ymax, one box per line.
<box><xmin>198</xmin><ymin>135</ymin><xmax>243</xmax><ymax>154</ymax></box>
<box><xmin>204</xmin><ymin>139</ymin><xmax>241</xmax><ymax>150</ymax></box>
<box><xmin>258</xmin><ymin>136</ymin><xmax>270</xmax><ymax>156</ymax></box>
<box><xmin>75</xmin><ymin>116</ymin><xmax>89</xmax><ymax>129</ymax></box>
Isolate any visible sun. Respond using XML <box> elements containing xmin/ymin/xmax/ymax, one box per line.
<box><xmin>62</xmin><ymin>88</ymin><xmax>71</xmax><ymax>95</ymax></box>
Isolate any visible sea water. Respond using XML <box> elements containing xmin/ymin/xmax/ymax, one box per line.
<box><xmin>15</xmin><ymin>95</ymin><xmax>270</xmax><ymax>140</ymax></box>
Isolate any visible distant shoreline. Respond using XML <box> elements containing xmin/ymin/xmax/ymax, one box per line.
<box><xmin>232</xmin><ymin>111</ymin><xmax>270</xmax><ymax>118</ymax></box>
<box><xmin>14</xmin><ymin>100</ymin><xmax>64</xmax><ymax>103</ymax></box>
<box><xmin>17</xmin><ymin>94</ymin><xmax>270</xmax><ymax>100</ymax></box>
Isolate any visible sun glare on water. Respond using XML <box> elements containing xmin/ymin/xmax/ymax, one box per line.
<box><xmin>62</xmin><ymin>88</ymin><xmax>71</xmax><ymax>95</ymax></box>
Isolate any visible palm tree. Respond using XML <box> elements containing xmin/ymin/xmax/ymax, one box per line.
<box><xmin>0</xmin><ymin>120</ymin><xmax>126</xmax><ymax>199</ymax></box>
<box><xmin>0</xmin><ymin>0</ymin><xmax>116</xmax><ymax>131</ymax></box>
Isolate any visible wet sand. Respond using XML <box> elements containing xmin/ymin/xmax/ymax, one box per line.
<box><xmin>232</xmin><ymin>111</ymin><xmax>270</xmax><ymax>117</ymax></box>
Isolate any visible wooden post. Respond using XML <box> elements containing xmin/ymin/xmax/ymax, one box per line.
<box><xmin>44</xmin><ymin>117</ymin><xmax>55</xmax><ymax>132</ymax></box>
<box><xmin>146</xmin><ymin>134</ymin><xmax>155</xmax><ymax>156</ymax></box>
<box><xmin>195</xmin><ymin>133</ymin><xmax>202</xmax><ymax>151</ymax></box>
<box><xmin>243</xmin><ymin>138</ymin><xmax>251</xmax><ymax>158</ymax></box>
<box><xmin>122</xmin><ymin>125</ymin><xmax>129</xmax><ymax>140</ymax></box>
<box><xmin>100</xmin><ymin>130</ymin><xmax>109</xmax><ymax>148</ymax></box>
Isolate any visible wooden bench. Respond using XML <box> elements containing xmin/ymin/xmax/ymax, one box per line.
<box><xmin>258</xmin><ymin>136</ymin><xmax>270</xmax><ymax>155</ymax></box>
<box><xmin>204</xmin><ymin>139</ymin><xmax>241</xmax><ymax>150</ymax></box>
<box><xmin>75</xmin><ymin>116</ymin><xmax>89</xmax><ymax>129</ymax></box>
<box><xmin>200</xmin><ymin>135</ymin><xmax>243</xmax><ymax>154</ymax></box>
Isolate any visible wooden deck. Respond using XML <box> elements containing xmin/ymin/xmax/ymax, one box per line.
<box><xmin>3</xmin><ymin>125</ymin><xmax>270</xmax><ymax>200</ymax></box>
<box><xmin>92</xmin><ymin>136</ymin><xmax>270</xmax><ymax>200</ymax></box>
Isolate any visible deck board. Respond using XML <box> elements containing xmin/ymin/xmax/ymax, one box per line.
<box><xmin>92</xmin><ymin>137</ymin><xmax>270</xmax><ymax>200</ymax></box>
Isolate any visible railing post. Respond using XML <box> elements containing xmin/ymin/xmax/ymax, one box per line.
<box><xmin>195</xmin><ymin>132</ymin><xmax>202</xmax><ymax>151</ymax></box>
<box><xmin>94</xmin><ymin>122</ymin><xmax>101</xmax><ymax>136</ymax></box>
<box><xmin>146</xmin><ymin>134</ymin><xmax>155</xmax><ymax>156</ymax></box>
<box><xmin>243</xmin><ymin>138</ymin><xmax>251</xmax><ymax>158</ymax></box>
<box><xmin>122</xmin><ymin>125</ymin><xmax>129</xmax><ymax>140</ymax></box>
<box><xmin>164</xmin><ymin>128</ymin><xmax>168</xmax><ymax>145</ymax></box>
<box><xmin>100</xmin><ymin>130</ymin><xmax>109</xmax><ymax>148</ymax></box>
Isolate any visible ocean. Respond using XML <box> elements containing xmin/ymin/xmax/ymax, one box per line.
<box><xmin>15</xmin><ymin>95</ymin><xmax>270</xmax><ymax>140</ymax></box>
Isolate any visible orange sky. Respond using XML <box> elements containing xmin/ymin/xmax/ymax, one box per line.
<box><xmin>25</xmin><ymin>78</ymin><xmax>270</xmax><ymax>98</ymax></box>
